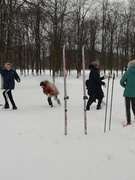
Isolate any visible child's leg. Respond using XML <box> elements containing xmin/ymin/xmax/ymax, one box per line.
<box><xmin>97</xmin><ymin>96</ymin><xmax>103</xmax><ymax>109</ymax></box>
<box><xmin>47</xmin><ymin>96</ymin><xmax>53</xmax><ymax>107</ymax></box>
<box><xmin>3</xmin><ymin>90</ymin><xmax>9</xmax><ymax>108</ymax></box>
<box><xmin>86</xmin><ymin>93</ymin><xmax>96</xmax><ymax>110</ymax></box>
<box><xmin>54</xmin><ymin>96</ymin><xmax>61</xmax><ymax>105</ymax></box>
<box><xmin>7</xmin><ymin>90</ymin><xmax>17</xmax><ymax>109</ymax></box>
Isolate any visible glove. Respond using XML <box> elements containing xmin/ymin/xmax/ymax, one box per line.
<box><xmin>17</xmin><ymin>79</ymin><xmax>21</xmax><ymax>82</ymax></box>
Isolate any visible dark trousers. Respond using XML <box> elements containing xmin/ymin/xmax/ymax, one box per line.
<box><xmin>86</xmin><ymin>93</ymin><xmax>103</xmax><ymax>110</ymax></box>
<box><xmin>47</xmin><ymin>96</ymin><xmax>60</xmax><ymax>106</ymax></box>
<box><xmin>86</xmin><ymin>93</ymin><xmax>96</xmax><ymax>110</ymax></box>
<box><xmin>125</xmin><ymin>97</ymin><xmax>135</xmax><ymax>123</ymax></box>
<box><xmin>3</xmin><ymin>89</ymin><xmax>16</xmax><ymax>107</ymax></box>
<box><xmin>47</xmin><ymin>96</ymin><xmax>53</xmax><ymax>106</ymax></box>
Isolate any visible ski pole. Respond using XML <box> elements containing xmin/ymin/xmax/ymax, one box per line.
<box><xmin>82</xmin><ymin>45</ymin><xmax>88</xmax><ymax>135</ymax></box>
<box><xmin>63</xmin><ymin>45</ymin><xmax>69</xmax><ymax>135</ymax></box>
<box><xmin>104</xmin><ymin>71</ymin><xmax>110</xmax><ymax>132</ymax></box>
<box><xmin>109</xmin><ymin>72</ymin><xmax>115</xmax><ymax>131</ymax></box>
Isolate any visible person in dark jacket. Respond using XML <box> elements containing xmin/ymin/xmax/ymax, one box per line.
<box><xmin>0</xmin><ymin>62</ymin><xmax>21</xmax><ymax>110</ymax></box>
<box><xmin>120</xmin><ymin>59</ymin><xmax>135</xmax><ymax>126</ymax></box>
<box><xmin>86</xmin><ymin>61</ymin><xmax>105</xmax><ymax>110</ymax></box>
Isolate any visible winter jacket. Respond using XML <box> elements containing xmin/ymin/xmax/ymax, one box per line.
<box><xmin>42</xmin><ymin>81</ymin><xmax>59</xmax><ymax>96</ymax></box>
<box><xmin>0</xmin><ymin>68</ymin><xmax>20</xmax><ymax>90</ymax></box>
<box><xmin>120</xmin><ymin>65</ymin><xmax>135</xmax><ymax>97</ymax></box>
<box><xmin>87</xmin><ymin>66</ymin><xmax>105</xmax><ymax>96</ymax></box>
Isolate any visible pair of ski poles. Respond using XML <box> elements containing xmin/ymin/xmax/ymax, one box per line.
<box><xmin>104</xmin><ymin>72</ymin><xmax>115</xmax><ymax>132</ymax></box>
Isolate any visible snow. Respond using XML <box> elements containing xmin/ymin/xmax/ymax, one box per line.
<box><xmin>0</xmin><ymin>71</ymin><xmax>135</xmax><ymax>180</ymax></box>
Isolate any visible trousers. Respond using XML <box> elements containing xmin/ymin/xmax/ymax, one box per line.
<box><xmin>3</xmin><ymin>89</ymin><xmax>16</xmax><ymax>107</ymax></box>
<box><xmin>125</xmin><ymin>97</ymin><xmax>135</xmax><ymax>123</ymax></box>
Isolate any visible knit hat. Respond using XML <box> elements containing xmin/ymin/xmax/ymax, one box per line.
<box><xmin>89</xmin><ymin>61</ymin><xmax>100</xmax><ymax>69</ymax></box>
<box><xmin>91</xmin><ymin>61</ymin><xmax>100</xmax><ymax>67</ymax></box>
<box><xmin>5</xmin><ymin>62</ymin><xmax>12</xmax><ymax>67</ymax></box>
<box><xmin>127</xmin><ymin>60</ymin><xmax>135</xmax><ymax>68</ymax></box>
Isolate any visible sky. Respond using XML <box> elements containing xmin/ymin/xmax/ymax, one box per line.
<box><xmin>0</xmin><ymin>70</ymin><xmax>135</xmax><ymax>180</ymax></box>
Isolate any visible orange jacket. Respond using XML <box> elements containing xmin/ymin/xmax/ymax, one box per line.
<box><xmin>42</xmin><ymin>81</ymin><xmax>59</xmax><ymax>96</ymax></box>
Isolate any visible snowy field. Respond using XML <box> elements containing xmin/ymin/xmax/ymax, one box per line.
<box><xmin>0</xmin><ymin>70</ymin><xmax>135</xmax><ymax>180</ymax></box>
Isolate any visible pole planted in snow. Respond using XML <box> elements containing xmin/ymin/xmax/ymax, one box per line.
<box><xmin>82</xmin><ymin>45</ymin><xmax>87</xmax><ymax>134</ymax></box>
<box><xmin>109</xmin><ymin>72</ymin><xmax>115</xmax><ymax>131</ymax></box>
<box><xmin>63</xmin><ymin>45</ymin><xmax>69</xmax><ymax>135</ymax></box>
<box><xmin>104</xmin><ymin>72</ymin><xmax>110</xmax><ymax>132</ymax></box>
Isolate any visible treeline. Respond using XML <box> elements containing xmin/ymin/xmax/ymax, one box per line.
<box><xmin>0</xmin><ymin>0</ymin><xmax>135</xmax><ymax>77</ymax></box>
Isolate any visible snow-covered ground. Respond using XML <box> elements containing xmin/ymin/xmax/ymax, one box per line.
<box><xmin>0</xmin><ymin>70</ymin><xmax>135</xmax><ymax>180</ymax></box>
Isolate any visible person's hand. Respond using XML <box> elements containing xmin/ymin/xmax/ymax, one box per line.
<box><xmin>17</xmin><ymin>79</ymin><xmax>21</xmax><ymax>83</ymax></box>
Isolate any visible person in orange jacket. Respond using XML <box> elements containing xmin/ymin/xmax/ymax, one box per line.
<box><xmin>40</xmin><ymin>80</ymin><xmax>61</xmax><ymax>107</ymax></box>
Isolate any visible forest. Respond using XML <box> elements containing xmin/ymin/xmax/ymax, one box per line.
<box><xmin>0</xmin><ymin>0</ymin><xmax>135</xmax><ymax>77</ymax></box>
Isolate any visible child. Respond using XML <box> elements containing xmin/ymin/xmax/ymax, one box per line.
<box><xmin>86</xmin><ymin>61</ymin><xmax>105</xmax><ymax>110</ymax></box>
<box><xmin>40</xmin><ymin>80</ymin><xmax>61</xmax><ymax>107</ymax></box>
<box><xmin>0</xmin><ymin>62</ymin><xmax>21</xmax><ymax>110</ymax></box>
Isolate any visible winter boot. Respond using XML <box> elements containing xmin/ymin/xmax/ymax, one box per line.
<box><xmin>96</xmin><ymin>105</ymin><xmax>102</xmax><ymax>110</ymax></box>
<box><xmin>3</xmin><ymin>104</ymin><xmax>9</xmax><ymax>109</ymax></box>
<box><xmin>54</xmin><ymin>97</ymin><xmax>61</xmax><ymax>105</ymax></box>
<box><xmin>123</xmin><ymin>122</ymin><xmax>131</xmax><ymax>127</ymax></box>
<box><xmin>13</xmin><ymin>106</ymin><xmax>17</xmax><ymax>110</ymax></box>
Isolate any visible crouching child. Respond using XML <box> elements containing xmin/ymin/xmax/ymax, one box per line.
<box><xmin>40</xmin><ymin>80</ymin><xmax>61</xmax><ymax>107</ymax></box>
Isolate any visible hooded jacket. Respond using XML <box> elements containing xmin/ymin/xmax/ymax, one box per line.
<box><xmin>0</xmin><ymin>68</ymin><xmax>20</xmax><ymax>90</ymax></box>
<box><xmin>41</xmin><ymin>81</ymin><xmax>59</xmax><ymax>96</ymax></box>
<box><xmin>120</xmin><ymin>64</ymin><xmax>135</xmax><ymax>97</ymax></box>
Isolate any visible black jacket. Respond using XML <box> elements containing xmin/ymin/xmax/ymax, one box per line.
<box><xmin>87</xmin><ymin>66</ymin><xmax>105</xmax><ymax>96</ymax></box>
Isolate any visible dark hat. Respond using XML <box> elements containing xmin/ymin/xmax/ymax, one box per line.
<box><xmin>89</xmin><ymin>61</ymin><xmax>100</xmax><ymax>69</ymax></box>
<box><xmin>91</xmin><ymin>61</ymin><xmax>100</xmax><ymax>67</ymax></box>
<box><xmin>40</xmin><ymin>81</ymin><xmax>44</xmax><ymax>86</ymax></box>
<box><xmin>40</xmin><ymin>80</ymin><xmax>49</xmax><ymax>86</ymax></box>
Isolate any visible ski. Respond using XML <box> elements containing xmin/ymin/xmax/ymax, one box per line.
<box><xmin>0</xmin><ymin>104</ymin><xmax>4</xmax><ymax>106</ymax></box>
<box><xmin>63</xmin><ymin>45</ymin><xmax>69</xmax><ymax>135</ymax></box>
<box><xmin>82</xmin><ymin>45</ymin><xmax>88</xmax><ymax>135</ymax></box>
